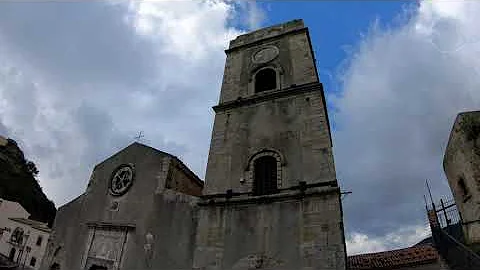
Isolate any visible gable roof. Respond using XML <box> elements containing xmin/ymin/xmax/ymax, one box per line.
<box><xmin>95</xmin><ymin>142</ymin><xmax>204</xmax><ymax>187</ymax></box>
<box><xmin>347</xmin><ymin>245</ymin><xmax>439</xmax><ymax>270</ymax></box>
<box><xmin>0</xmin><ymin>197</ymin><xmax>29</xmax><ymax>217</ymax></box>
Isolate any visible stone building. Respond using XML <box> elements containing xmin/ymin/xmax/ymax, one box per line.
<box><xmin>0</xmin><ymin>217</ymin><xmax>51</xmax><ymax>270</ymax></box>
<box><xmin>0</xmin><ymin>198</ymin><xmax>51</xmax><ymax>270</ymax></box>
<box><xmin>39</xmin><ymin>19</ymin><xmax>346</xmax><ymax>270</ymax></box>
<box><xmin>443</xmin><ymin>111</ymin><xmax>480</xmax><ymax>249</ymax></box>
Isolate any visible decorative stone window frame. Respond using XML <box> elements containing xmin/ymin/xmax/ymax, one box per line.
<box><xmin>249</xmin><ymin>64</ymin><xmax>284</xmax><ymax>95</ymax></box>
<box><xmin>244</xmin><ymin>148</ymin><xmax>285</xmax><ymax>192</ymax></box>
<box><xmin>10</xmin><ymin>227</ymin><xmax>24</xmax><ymax>244</ymax></box>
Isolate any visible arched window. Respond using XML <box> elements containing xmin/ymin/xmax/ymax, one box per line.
<box><xmin>254</xmin><ymin>68</ymin><xmax>277</xmax><ymax>93</ymax></box>
<box><xmin>253</xmin><ymin>156</ymin><xmax>278</xmax><ymax>195</ymax></box>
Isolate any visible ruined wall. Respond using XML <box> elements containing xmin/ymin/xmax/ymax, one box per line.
<box><xmin>192</xmin><ymin>189</ymin><xmax>345</xmax><ymax>270</ymax></box>
<box><xmin>444</xmin><ymin>111</ymin><xmax>480</xmax><ymax>245</ymax></box>
<box><xmin>165</xmin><ymin>159</ymin><xmax>204</xmax><ymax>196</ymax></box>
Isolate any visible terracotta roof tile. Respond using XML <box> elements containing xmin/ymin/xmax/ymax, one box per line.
<box><xmin>347</xmin><ymin>245</ymin><xmax>439</xmax><ymax>269</ymax></box>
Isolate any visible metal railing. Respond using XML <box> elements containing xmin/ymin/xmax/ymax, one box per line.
<box><xmin>432</xmin><ymin>227</ymin><xmax>480</xmax><ymax>270</ymax></box>
<box><xmin>426</xmin><ymin>194</ymin><xmax>480</xmax><ymax>270</ymax></box>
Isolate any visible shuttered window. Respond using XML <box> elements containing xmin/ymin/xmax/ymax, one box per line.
<box><xmin>253</xmin><ymin>156</ymin><xmax>278</xmax><ymax>195</ymax></box>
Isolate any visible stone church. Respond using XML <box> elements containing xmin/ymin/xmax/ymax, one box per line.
<box><xmin>39</xmin><ymin>19</ymin><xmax>347</xmax><ymax>270</ymax></box>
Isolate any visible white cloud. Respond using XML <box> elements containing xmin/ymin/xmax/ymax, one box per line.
<box><xmin>0</xmin><ymin>0</ymin><xmax>261</xmax><ymax>206</ymax></box>
<box><xmin>346</xmin><ymin>225</ymin><xmax>431</xmax><ymax>255</ymax></box>
<box><xmin>334</xmin><ymin>0</ymin><xmax>480</xmax><ymax>249</ymax></box>
<box><xmin>127</xmin><ymin>0</ymin><xmax>241</xmax><ymax>61</ymax></box>
<box><xmin>1</xmin><ymin>0</ymin><xmax>477</xmax><ymax>255</ymax></box>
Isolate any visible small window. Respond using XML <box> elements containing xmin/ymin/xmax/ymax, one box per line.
<box><xmin>30</xmin><ymin>257</ymin><xmax>36</xmax><ymax>267</ymax></box>
<box><xmin>253</xmin><ymin>156</ymin><xmax>278</xmax><ymax>195</ymax></box>
<box><xmin>49</xmin><ymin>263</ymin><xmax>60</xmax><ymax>270</ymax></box>
<box><xmin>36</xmin><ymin>236</ymin><xmax>43</xmax><ymax>246</ymax></box>
<box><xmin>10</xmin><ymin>227</ymin><xmax>24</xmax><ymax>244</ymax></box>
<box><xmin>458</xmin><ymin>177</ymin><xmax>471</xmax><ymax>201</ymax></box>
<box><xmin>254</xmin><ymin>68</ymin><xmax>277</xmax><ymax>93</ymax></box>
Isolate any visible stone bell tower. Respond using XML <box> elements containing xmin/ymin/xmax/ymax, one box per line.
<box><xmin>193</xmin><ymin>19</ymin><xmax>346</xmax><ymax>270</ymax></box>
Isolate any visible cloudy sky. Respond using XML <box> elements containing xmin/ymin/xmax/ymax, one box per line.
<box><xmin>1</xmin><ymin>0</ymin><xmax>480</xmax><ymax>255</ymax></box>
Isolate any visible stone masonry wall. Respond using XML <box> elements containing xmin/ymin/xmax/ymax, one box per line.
<box><xmin>219</xmin><ymin>28</ymin><xmax>317</xmax><ymax>104</ymax></box>
<box><xmin>444</xmin><ymin>111</ymin><xmax>480</xmax><ymax>245</ymax></box>
<box><xmin>165</xmin><ymin>160</ymin><xmax>204</xmax><ymax>197</ymax></box>
<box><xmin>204</xmin><ymin>88</ymin><xmax>335</xmax><ymax>195</ymax></box>
<box><xmin>40</xmin><ymin>143</ymin><xmax>202</xmax><ymax>270</ymax></box>
<box><xmin>192</xmin><ymin>190</ymin><xmax>345</xmax><ymax>270</ymax></box>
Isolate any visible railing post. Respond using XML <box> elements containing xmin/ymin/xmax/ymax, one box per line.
<box><xmin>440</xmin><ymin>198</ymin><xmax>450</xmax><ymax>228</ymax></box>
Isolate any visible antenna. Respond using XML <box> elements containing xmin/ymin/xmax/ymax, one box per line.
<box><xmin>423</xmin><ymin>194</ymin><xmax>428</xmax><ymax>210</ymax></box>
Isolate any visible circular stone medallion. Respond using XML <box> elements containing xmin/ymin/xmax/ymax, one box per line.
<box><xmin>252</xmin><ymin>46</ymin><xmax>279</xmax><ymax>64</ymax></box>
<box><xmin>109</xmin><ymin>164</ymin><xmax>135</xmax><ymax>196</ymax></box>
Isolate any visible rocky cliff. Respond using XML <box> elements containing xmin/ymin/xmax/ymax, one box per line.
<box><xmin>0</xmin><ymin>136</ymin><xmax>56</xmax><ymax>227</ymax></box>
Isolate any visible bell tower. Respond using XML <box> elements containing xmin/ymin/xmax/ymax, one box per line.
<box><xmin>193</xmin><ymin>19</ymin><xmax>346</xmax><ymax>270</ymax></box>
<box><xmin>204</xmin><ymin>19</ymin><xmax>336</xmax><ymax>195</ymax></box>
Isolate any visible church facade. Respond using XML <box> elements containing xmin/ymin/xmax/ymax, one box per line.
<box><xmin>40</xmin><ymin>19</ymin><xmax>347</xmax><ymax>270</ymax></box>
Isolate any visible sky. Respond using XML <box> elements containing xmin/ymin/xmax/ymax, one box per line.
<box><xmin>1</xmin><ymin>0</ymin><xmax>480</xmax><ymax>255</ymax></box>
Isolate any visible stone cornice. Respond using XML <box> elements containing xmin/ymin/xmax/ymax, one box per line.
<box><xmin>198</xmin><ymin>186</ymin><xmax>340</xmax><ymax>207</ymax></box>
<box><xmin>199</xmin><ymin>180</ymin><xmax>340</xmax><ymax>207</ymax></box>
<box><xmin>213</xmin><ymin>82</ymin><xmax>324</xmax><ymax>113</ymax></box>
<box><xmin>225</xmin><ymin>27</ymin><xmax>308</xmax><ymax>53</ymax></box>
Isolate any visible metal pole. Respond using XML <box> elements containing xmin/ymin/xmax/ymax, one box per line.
<box><xmin>440</xmin><ymin>198</ymin><xmax>449</xmax><ymax>228</ymax></box>
<box><xmin>426</xmin><ymin>179</ymin><xmax>435</xmax><ymax>210</ymax></box>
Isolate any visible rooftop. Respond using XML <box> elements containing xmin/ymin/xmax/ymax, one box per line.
<box><xmin>348</xmin><ymin>245</ymin><xmax>440</xmax><ymax>270</ymax></box>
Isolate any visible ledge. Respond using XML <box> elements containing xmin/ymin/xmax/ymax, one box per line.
<box><xmin>86</xmin><ymin>222</ymin><xmax>136</xmax><ymax>231</ymax></box>
<box><xmin>226</xmin><ymin>26</ymin><xmax>307</xmax><ymax>53</ymax></box>
<box><xmin>462</xmin><ymin>219</ymin><xmax>480</xmax><ymax>226</ymax></box>
<box><xmin>213</xmin><ymin>82</ymin><xmax>324</xmax><ymax>113</ymax></box>
<box><xmin>198</xmin><ymin>180</ymin><xmax>340</xmax><ymax>207</ymax></box>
